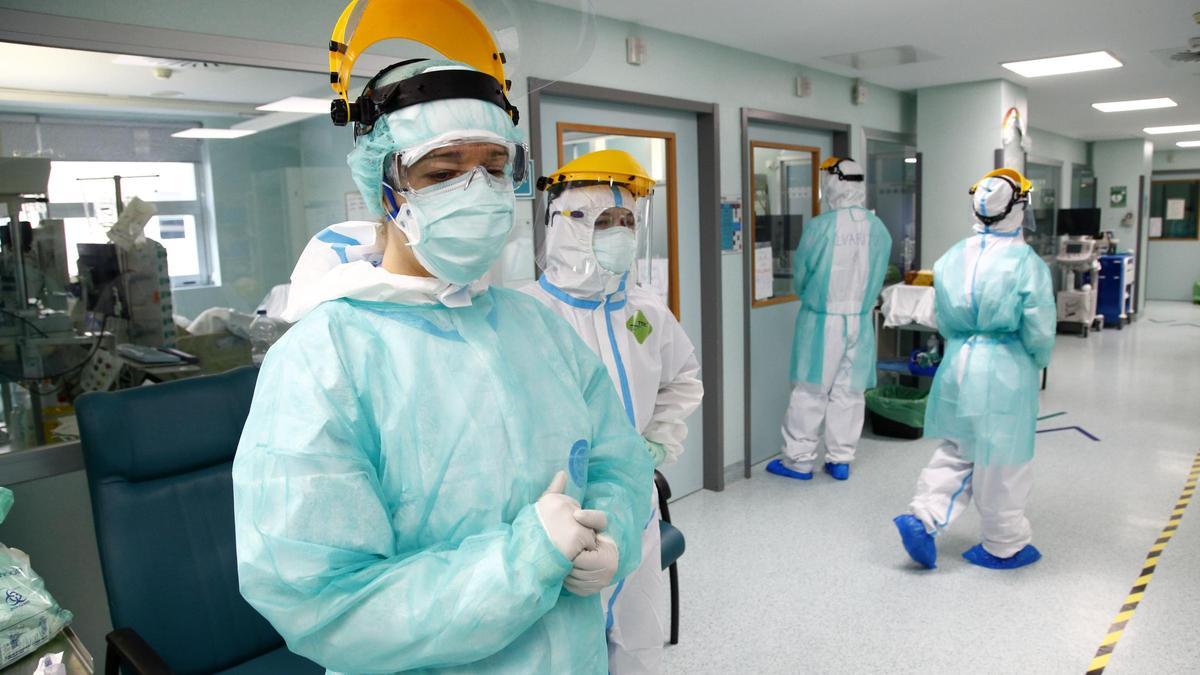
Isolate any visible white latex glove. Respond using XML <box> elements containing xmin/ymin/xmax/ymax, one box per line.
<box><xmin>535</xmin><ymin>471</ymin><xmax>598</xmax><ymax>561</ymax></box>
<box><xmin>564</xmin><ymin>533</ymin><xmax>619</xmax><ymax>596</ymax></box>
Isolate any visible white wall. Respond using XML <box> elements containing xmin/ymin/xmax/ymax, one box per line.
<box><xmin>1093</xmin><ymin>139</ymin><xmax>1153</xmax><ymax>310</ymax></box>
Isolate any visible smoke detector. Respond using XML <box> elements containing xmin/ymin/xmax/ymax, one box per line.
<box><xmin>113</xmin><ymin>54</ymin><xmax>233</xmax><ymax>71</ymax></box>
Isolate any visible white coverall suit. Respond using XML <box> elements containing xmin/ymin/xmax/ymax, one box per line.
<box><xmin>522</xmin><ymin>185</ymin><xmax>703</xmax><ymax>673</ymax></box>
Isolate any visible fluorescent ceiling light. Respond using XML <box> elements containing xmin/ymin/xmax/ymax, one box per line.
<box><xmin>1001</xmin><ymin>51</ymin><xmax>1122</xmax><ymax>78</ymax></box>
<box><xmin>1144</xmin><ymin>123</ymin><xmax>1200</xmax><ymax>135</ymax></box>
<box><xmin>171</xmin><ymin>128</ymin><xmax>256</xmax><ymax>139</ymax></box>
<box><xmin>1177</xmin><ymin>140</ymin><xmax>1200</xmax><ymax>148</ymax></box>
<box><xmin>904</xmin><ymin>157</ymin><xmax>918</xmax><ymax>164</ymax></box>
<box><xmin>1092</xmin><ymin>97</ymin><xmax>1177</xmax><ymax>113</ymax></box>
<box><xmin>256</xmin><ymin>96</ymin><xmax>329</xmax><ymax>114</ymax></box>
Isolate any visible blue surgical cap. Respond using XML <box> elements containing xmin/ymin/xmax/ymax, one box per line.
<box><xmin>346</xmin><ymin>59</ymin><xmax>524</xmax><ymax>218</ymax></box>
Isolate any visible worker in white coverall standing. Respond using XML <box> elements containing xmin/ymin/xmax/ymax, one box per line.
<box><xmin>523</xmin><ymin>149</ymin><xmax>703</xmax><ymax>673</ymax></box>
<box><xmin>768</xmin><ymin>158</ymin><xmax>892</xmax><ymax>482</ymax></box>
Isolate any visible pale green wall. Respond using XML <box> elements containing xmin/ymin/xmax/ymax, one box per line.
<box><xmin>1093</xmin><ymin>139</ymin><xmax>1154</xmax><ymax>310</ymax></box>
<box><xmin>1146</xmin><ymin>240</ymin><xmax>1200</xmax><ymax>302</ymax></box>
<box><xmin>1028</xmin><ymin>126</ymin><xmax>1090</xmax><ymax>210</ymax></box>
<box><xmin>1154</xmin><ymin>149</ymin><xmax>1200</xmax><ymax>171</ymax></box>
<box><xmin>916</xmin><ymin>80</ymin><xmax>1007</xmax><ymax>265</ymax></box>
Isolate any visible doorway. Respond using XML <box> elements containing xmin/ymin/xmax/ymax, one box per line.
<box><xmin>528</xmin><ymin>80</ymin><xmax>723</xmax><ymax>496</ymax></box>
<box><xmin>740</xmin><ymin>109</ymin><xmax>849</xmax><ymax>477</ymax></box>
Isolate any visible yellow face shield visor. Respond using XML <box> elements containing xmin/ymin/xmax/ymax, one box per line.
<box><xmin>971</xmin><ymin>168</ymin><xmax>1033</xmax><ymax>195</ymax></box>
<box><xmin>328</xmin><ymin>0</ymin><xmax>517</xmax><ymax>129</ymax></box>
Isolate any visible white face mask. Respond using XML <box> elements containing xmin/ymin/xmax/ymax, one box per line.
<box><xmin>387</xmin><ymin>173</ymin><xmax>515</xmax><ymax>285</ymax></box>
<box><xmin>591</xmin><ymin>227</ymin><xmax>638</xmax><ymax>274</ymax></box>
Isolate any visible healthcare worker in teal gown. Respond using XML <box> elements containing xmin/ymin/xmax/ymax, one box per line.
<box><xmin>769</xmin><ymin>158</ymin><xmax>892</xmax><ymax>482</ymax></box>
<box><xmin>232</xmin><ymin>58</ymin><xmax>651</xmax><ymax>674</ymax></box>
<box><xmin>894</xmin><ymin>168</ymin><xmax>1055</xmax><ymax>571</ymax></box>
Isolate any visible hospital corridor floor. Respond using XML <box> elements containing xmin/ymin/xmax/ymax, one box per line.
<box><xmin>661</xmin><ymin>301</ymin><xmax>1200</xmax><ymax>674</ymax></box>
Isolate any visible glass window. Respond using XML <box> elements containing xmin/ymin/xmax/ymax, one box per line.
<box><xmin>1025</xmin><ymin>162</ymin><xmax>1062</xmax><ymax>257</ymax></box>
<box><xmin>0</xmin><ymin>39</ymin><xmax>368</xmax><ymax>456</ymax></box>
<box><xmin>48</xmin><ymin>161</ymin><xmax>205</xmax><ymax>280</ymax></box>
<box><xmin>749</xmin><ymin>142</ymin><xmax>819</xmax><ymax>305</ymax></box>
<box><xmin>1150</xmin><ymin>181</ymin><xmax>1200</xmax><ymax>240</ymax></box>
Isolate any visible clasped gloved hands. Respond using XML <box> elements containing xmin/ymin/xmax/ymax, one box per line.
<box><xmin>534</xmin><ymin>471</ymin><xmax>619</xmax><ymax>596</ymax></box>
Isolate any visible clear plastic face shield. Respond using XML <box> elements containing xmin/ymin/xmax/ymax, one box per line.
<box><xmin>382</xmin><ymin>133</ymin><xmax>528</xmax><ymax>201</ymax></box>
<box><xmin>538</xmin><ymin>182</ymin><xmax>653</xmax><ymax>293</ymax></box>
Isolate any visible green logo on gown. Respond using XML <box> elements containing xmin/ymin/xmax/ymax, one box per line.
<box><xmin>626</xmin><ymin>310</ymin><xmax>653</xmax><ymax>344</ymax></box>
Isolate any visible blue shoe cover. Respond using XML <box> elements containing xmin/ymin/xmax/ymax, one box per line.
<box><xmin>824</xmin><ymin>462</ymin><xmax>850</xmax><ymax>480</ymax></box>
<box><xmin>962</xmin><ymin>543</ymin><xmax>1042</xmax><ymax>569</ymax></box>
<box><xmin>893</xmin><ymin>514</ymin><xmax>937</xmax><ymax>569</ymax></box>
<box><xmin>766</xmin><ymin>459</ymin><xmax>812</xmax><ymax>480</ymax></box>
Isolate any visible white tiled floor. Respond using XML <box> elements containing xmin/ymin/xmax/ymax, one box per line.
<box><xmin>663</xmin><ymin>301</ymin><xmax>1200</xmax><ymax>674</ymax></box>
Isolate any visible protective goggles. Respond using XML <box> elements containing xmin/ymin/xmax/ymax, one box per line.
<box><xmin>383</xmin><ymin>136</ymin><xmax>528</xmax><ymax>196</ymax></box>
<box><xmin>968</xmin><ymin>174</ymin><xmax>1029</xmax><ymax>226</ymax></box>
<box><xmin>820</xmin><ymin>157</ymin><xmax>864</xmax><ymax>182</ymax></box>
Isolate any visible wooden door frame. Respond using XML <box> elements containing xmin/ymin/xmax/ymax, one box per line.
<box><xmin>747</xmin><ymin>140</ymin><xmax>821</xmax><ymax>308</ymax></box>
<box><xmin>555</xmin><ymin>122</ymin><xmax>681</xmax><ymax>318</ymax></box>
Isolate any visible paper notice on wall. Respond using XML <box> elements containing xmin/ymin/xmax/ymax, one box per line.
<box><xmin>1166</xmin><ymin>199</ymin><xmax>1186</xmax><ymax>221</ymax></box>
<box><xmin>754</xmin><ymin>243</ymin><xmax>774</xmax><ymax>301</ymax></box>
<box><xmin>1149</xmin><ymin>217</ymin><xmax>1163</xmax><ymax>238</ymax></box>
<box><xmin>345</xmin><ymin>191</ymin><xmax>373</xmax><ymax>221</ymax></box>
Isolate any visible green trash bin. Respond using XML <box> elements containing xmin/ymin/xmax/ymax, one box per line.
<box><xmin>865</xmin><ymin>385</ymin><xmax>928</xmax><ymax>439</ymax></box>
<box><xmin>1193</xmin><ymin>279</ymin><xmax>1200</xmax><ymax>305</ymax></box>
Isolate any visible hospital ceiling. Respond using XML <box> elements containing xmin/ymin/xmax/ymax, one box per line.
<box><xmin>547</xmin><ymin>0</ymin><xmax>1200</xmax><ymax>150</ymax></box>
<box><xmin>1</xmin><ymin>2</ymin><xmax>1198</xmax><ymax>150</ymax></box>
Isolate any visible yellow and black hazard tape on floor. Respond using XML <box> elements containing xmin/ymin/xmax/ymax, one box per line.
<box><xmin>1086</xmin><ymin>450</ymin><xmax>1200</xmax><ymax>674</ymax></box>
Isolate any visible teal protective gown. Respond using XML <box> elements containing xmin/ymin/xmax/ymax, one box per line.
<box><xmin>233</xmin><ymin>285</ymin><xmax>651</xmax><ymax>674</ymax></box>
<box><xmin>923</xmin><ymin>229</ymin><xmax>1056</xmax><ymax>466</ymax></box>
<box><xmin>789</xmin><ymin>205</ymin><xmax>893</xmax><ymax>391</ymax></box>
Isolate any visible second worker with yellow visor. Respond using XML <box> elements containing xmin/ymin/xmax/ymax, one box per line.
<box><xmin>524</xmin><ymin>149</ymin><xmax>704</xmax><ymax>673</ymax></box>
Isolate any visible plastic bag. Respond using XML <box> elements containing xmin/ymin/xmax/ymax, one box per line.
<box><xmin>865</xmin><ymin>385</ymin><xmax>928</xmax><ymax>428</ymax></box>
<box><xmin>0</xmin><ymin>487</ymin><xmax>74</xmax><ymax>669</ymax></box>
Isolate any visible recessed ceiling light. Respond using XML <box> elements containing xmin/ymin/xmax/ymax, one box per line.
<box><xmin>1177</xmin><ymin>140</ymin><xmax>1200</xmax><ymax>148</ymax></box>
<box><xmin>1092</xmin><ymin>97</ymin><xmax>1177</xmax><ymax>113</ymax></box>
<box><xmin>255</xmin><ymin>96</ymin><xmax>329</xmax><ymax>114</ymax></box>
<box><xmin>904</xmin><ymin>157</ymin><xmax>918</xmax><ymax>164</ymax></box>
<box><xmin>1001</xmin><ymin>51</ymin><xmax>1122</xmax><ymax>78</ymax></box>
<box><xmin>171</xmin><ymin>128</ymin><xmax>256</xmax><ymax>139</ymax></box>
<box><xmin>1144</xmin><ymin>123</ymin><xmax>1200</xmax><ymax>135</ymax></box>
<box><xmin>151</xmin><ymin>90</ymin><xmax>184</xmax><ymax>98</ymax></box>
